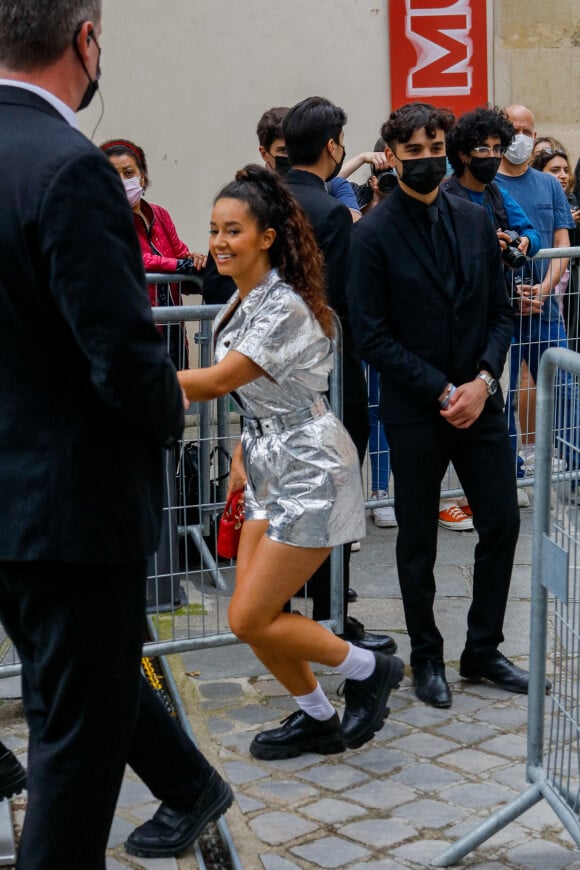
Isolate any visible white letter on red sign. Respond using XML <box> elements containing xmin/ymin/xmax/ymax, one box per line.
<box><xmin>405</xmin><ymin>1</ymin><xmax>473</xmax><ymax>97</ymax></box>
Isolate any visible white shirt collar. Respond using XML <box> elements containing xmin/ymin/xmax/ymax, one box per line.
<box><xmin>0</xmin><ymin>79</ymin><xmax>78</xmax><ymax>129</ymax></box>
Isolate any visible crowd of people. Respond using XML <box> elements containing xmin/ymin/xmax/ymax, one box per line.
<box><xmin>0</xmin><ymin>0</ymin><xmax>578</xmax><ymax>867</ymax></box>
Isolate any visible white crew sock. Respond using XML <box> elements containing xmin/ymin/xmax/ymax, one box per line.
<box><xmin>294</xmin><ymin>682</ymin><xmax>336</xmax><ymax>721</ymax></box>
<box><xmin>337</xmin><ymin>642</ymin><xmax>376</xmax><ymax>681</ymax></box>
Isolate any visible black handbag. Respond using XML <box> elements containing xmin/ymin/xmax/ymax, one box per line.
<box><xmin>176</xmin><ymin>441</ymin><xmax>230</xmax><ymax>525</ymax></box>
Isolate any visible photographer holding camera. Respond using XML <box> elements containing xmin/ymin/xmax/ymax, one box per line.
<box><xmin>441</xmin><ymin>106</ymin><xmax>543</xmax><ymax>507</ymax></box>
<box><xmin>442</xmin><ymin>106</ymin><xmax>541</xmax><ymax>273</ymax></box>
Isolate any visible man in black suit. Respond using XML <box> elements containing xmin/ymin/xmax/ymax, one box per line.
<box><xmin>0</xmin><ymin>2</ymin><xmax>231</xmax><ymax>867</ymax></box>
<box><xmin>348</xmin><ymin>103</ymin><xmax>527</xmax><ymax>708</ymax></box>
<box><xmin>282</xmin><ymin>96</ymin><xmax>396</xmax><ymax>654</ymax></box>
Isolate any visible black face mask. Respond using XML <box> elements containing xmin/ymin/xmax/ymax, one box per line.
<box><xmin>398</xmin><ymin>155</ymin><xmax>447</xmax><ymax>195</ymax></box>
<box><xmin>468</xmin><ymin>156</ymin><xmax>501</xmax><ymax>185</ymax></box>
<box><xmin>274</xmin><ymin>155</ymin><xmax>291</xmax><ymax>176</ymax></box>
<box><xmin>73</xmin><ymin>26</ymin><xmax>102</xmax><ymax>111</ymax></box>
<box><xmin>326</xmin><ymin>145</ymin><xmax>346</xmax><ymax>182</ymax></box>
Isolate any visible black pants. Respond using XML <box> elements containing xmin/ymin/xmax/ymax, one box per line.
<box><xmin>385</xmin><ymin>408</ymin><xmax>520</xmax><ymax>667</ymax></box>
<box><xmin>0</xmin><ymin>560</ymin><xmax>212</xmax><ymax>870</ymax></box>
<box><xmin>308</xmin><ymin>401</ymin><xmax>369</xmax><ymax>622</ymax></box>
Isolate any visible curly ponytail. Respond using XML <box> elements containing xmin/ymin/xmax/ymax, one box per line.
<box><xmin>214</xmin><ymin>165</ymin><xmax>334</xmax><ymax>338</ymax></box>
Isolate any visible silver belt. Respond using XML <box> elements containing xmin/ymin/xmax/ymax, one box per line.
<box><xmin>244</xmin><ymin>397</ymin><xmax>330</xmax><ymax>437</ymax></box>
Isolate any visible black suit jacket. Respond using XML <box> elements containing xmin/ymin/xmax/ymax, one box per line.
<box><xmin>0</xmin><ymin>86</ymin><xmax>184</xmax><ymax>563</ymax></box>
<box><xmin>284</xmin><ymin>169</ymin><xmax>367</xmax><ymax>408</ymax></box>
<box><xmin>347</xmin><ymin>185</ymin><xmax>514</xmax><ymax>424</ymax></box>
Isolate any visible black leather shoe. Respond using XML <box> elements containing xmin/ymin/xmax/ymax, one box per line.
<box><xmin>413</xmin><ymin>660</ymin><xmax>452</xmax><ymax>708</ymax></box>
<box><xmin>0</xmin><ymin>747</ymin><xmax>26</xmax><ymax>800</ymax></box>
<box><xmin>125</xmin><ymin>768</ymin><xmax>234</xmax><ymax>857</ymax></box>
<box><xmin>340</xmin><ymin>651</ymin><xmax>404</xmax><ymax>749</ymax></box>
<box><xmin>460</xmin><ymin>650</ymin><xmax>551</xmax><ymax>694</ymax></box>
<box><xmin>347</xmin><ymin>587</ymin><xmax>359</xmax><ymax>603</ymax></box>
<box><xmin>342</xmin><ymin>616</ymin><xmax>398</xmax><ymax>654</ymax></box>
<box><xmin>250</xmin><ymin>710</ymin><xmax>344</xmax><ymax>760</ymax></box>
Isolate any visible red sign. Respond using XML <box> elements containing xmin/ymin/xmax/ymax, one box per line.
<box><xmin>389</xmin><ymin>0</ymin><xmax>488</xmax><ymax>115</ymax></box>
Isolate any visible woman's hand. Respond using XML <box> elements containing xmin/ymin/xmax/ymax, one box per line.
<box><xmin>227</xmin><ymin>443</ymin><xmax>247</xmax><ymax>497</ymax></box>
<box><xmin>188</xmin><ymin>251</ymin><xmax>207</xmax><ymax>270</ymax></box>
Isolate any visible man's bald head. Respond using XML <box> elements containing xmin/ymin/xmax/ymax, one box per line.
<box><xmin>504</xmin><ymin>104</ymin><xmax>535</xmax><ymax>137</ymax></box>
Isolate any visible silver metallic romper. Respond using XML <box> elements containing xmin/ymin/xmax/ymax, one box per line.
<box><xmin>213</xmin><ymin>269</ymin><xmax>366</xmax><ymax>549</ymax></box>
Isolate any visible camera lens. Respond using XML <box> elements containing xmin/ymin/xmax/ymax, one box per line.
<box><xmin>376</xmin><ymin>171</ymin><xmax>397</xmax><ymax>194</ymax></box>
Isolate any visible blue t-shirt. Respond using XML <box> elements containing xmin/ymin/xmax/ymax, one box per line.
<box><xmin>496</xmin><ymin>168</ymin><xmax>574</xmax><ymax>322</ymax></box>
<box><xmin>329</xmin><ymin>176</ymin><xmax>360</xmax><ymax>213</ymax></box>
<box><xmin>462</xmin><ymin>184</ymin><xmax>541</xmax><ymax>256</ymax></box>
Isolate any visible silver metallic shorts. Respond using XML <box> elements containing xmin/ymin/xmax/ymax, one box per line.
<box><xmin>242</xmin><ymin>403</ymin><xmax>366</xmax><ymax>549</ymax></box>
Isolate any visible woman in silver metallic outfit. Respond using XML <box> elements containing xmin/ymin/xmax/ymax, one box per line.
<box><xmin>178</xmin><ymin>165</ymin><xmax>403</xmax><ymax>760</ymax></box>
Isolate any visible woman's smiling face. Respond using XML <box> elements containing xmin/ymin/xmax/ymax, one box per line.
<box><xmin>209</xmin><ymin>197</ymin><xmax>275</xmax><ymax>292</ymax></box>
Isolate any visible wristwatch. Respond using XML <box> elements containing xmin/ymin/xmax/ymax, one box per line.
<box><xmin>476</xmin><ymin>371</ymin><xmax>498</xmax><ymax>396</ymax></box>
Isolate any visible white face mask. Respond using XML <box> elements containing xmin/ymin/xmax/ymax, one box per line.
<box><xmin>122</xmin><ymin>176</ymin><xmax>143</xmax><ymax>207</ymax></box>
<box><xmin>505</xmin><ymin>133</ymin><xmax>534</xmax><ymax>166</ymax></box>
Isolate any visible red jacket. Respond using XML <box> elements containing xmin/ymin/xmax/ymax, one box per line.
<box><xmin>133</xmin><ymin>200</ymin><xmax>189</xmax><ymax>306</ymax></box>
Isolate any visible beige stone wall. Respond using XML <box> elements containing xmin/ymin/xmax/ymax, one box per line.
<box><xmin>493</xmin><ymin>0</ymin><xmax>580</xmax><ymax>160</ymax></box>
<box><xmin>79</xmin><ymin>1</ymin><xmax>580</xmax><ymax>249</ymax></box>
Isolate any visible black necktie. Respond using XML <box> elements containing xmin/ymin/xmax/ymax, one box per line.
<box><xmin>427</xmin><ymin>204</ymin><xmax>455</xmax><ymax>296</ymax></box>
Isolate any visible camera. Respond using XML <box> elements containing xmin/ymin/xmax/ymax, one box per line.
<box><xmin>376</xmin><ymin>169</ymin><xmax>398</xmax><ymax>195</ymax></box>
<box><xmin>500</xmin><ymin>229</ymin><xmax>527</xmax><ymax>270</ymax></box>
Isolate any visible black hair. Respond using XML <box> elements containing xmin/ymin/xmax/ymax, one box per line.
<box><xmin>0</xmin><ymin>0</ymin><xmax>100</xmax><ymax>69</ymax></box>
<box><xmin>381</xmin><ymin>102</ymin><xmax>454</xmax><ymax>150</ymax></box>
<box><xmin>445</xmin><ymin>105</ymin><xmax>515</xmax><ymax>177</ymax></box>
<box><xmin>256</xmin><ymin>107</ymin><xmax>289</xmax><ymax>151</ymax></box>
<box><xmin>215</xmin><ymin>164</ymin><xmax>333</xmax><ymax>337</ymax></box>
<box><xmin>99</xmin><ymin>139</ymin><xmax>150</xmax><ymax>190</ymax></box>
<box><xmin>283</xmin><ymin>96</ymin><xmax>347</xmax><ymax>167</ymax></box>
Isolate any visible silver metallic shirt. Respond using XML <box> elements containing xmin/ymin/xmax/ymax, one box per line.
<box><xmin>214</xmin><ymin>269</ymin><xmax>365</xmax><ymax>548</ymax></box>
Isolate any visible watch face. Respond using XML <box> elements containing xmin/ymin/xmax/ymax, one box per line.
<box><xmin>489</xmin><ymin>379</ymin><xmax>498</xmax><ymax>395</ymax></box>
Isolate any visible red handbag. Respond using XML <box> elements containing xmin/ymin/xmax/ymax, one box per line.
<box><xmin>217</xmin><ymin>490</ymin><xmax>245</xmax><ymax>559</ymax></box>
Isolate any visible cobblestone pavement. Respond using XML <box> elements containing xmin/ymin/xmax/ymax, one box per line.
<box><xmin>1</xmin><ymin>499</ymin><xmax>580</xmax><ymax>869</ymax></box>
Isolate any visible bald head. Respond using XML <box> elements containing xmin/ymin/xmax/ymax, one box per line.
<box><xmin>504</xmin><ymin>104</ymin><xmax>535</xmax><ymax>137</ymax></box>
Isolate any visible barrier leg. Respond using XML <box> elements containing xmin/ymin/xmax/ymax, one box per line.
<box><xmin>431</xmin><ymin>784</ymin><xmax>542</xmax><ymax>867</ymax></box>
<box><xmin>0</xmin><ymin>801</ymin><xmax>16</xmax><ymax>867</ymax></box>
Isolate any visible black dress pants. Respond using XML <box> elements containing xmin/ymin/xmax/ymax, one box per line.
<box><xmin>385</xmin><ymin>408</ymin><xmax>520</xmax><ymax>667</ymax></box>
<box><xmin>0</xmin><ymin>560</ymin><xmax>212</xmax><ymax>870</ymax></box>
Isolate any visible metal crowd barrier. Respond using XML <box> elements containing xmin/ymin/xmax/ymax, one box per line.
<box><xmin>144</xmin><ymin>298</ymin><xmax>345</xmax><ymax>658</ymax></box>
<box><xmin>433</xmin><ymin>345</ymin><xmax>580</xmax><ymax>866</ymax></box>
<box><xmin>366</xmin><ymin>246</ymin><xmax>580</xmax><ymax>515</ymax></box>
<box><xmin>0</xmin><ymin>279</ymin><xmax>344</xmax><ymax>677</ymax></box>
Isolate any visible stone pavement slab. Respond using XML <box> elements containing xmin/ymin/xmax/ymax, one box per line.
<box><xmin>2</xmin><ymin>506</ymin><xmax>580</xmax><ymax>868</ymax></box>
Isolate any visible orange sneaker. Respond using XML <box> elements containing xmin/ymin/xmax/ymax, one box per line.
<box><xmin>438</xmin><ymin>505</ymin><xmax>473</xmax><ymax>531</ymax></box>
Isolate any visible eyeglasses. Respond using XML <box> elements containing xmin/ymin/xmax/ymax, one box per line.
<box><xmin>472</xmin><ymin>145</ymin><xmax>506</xmax><ymax>157</ymax></box>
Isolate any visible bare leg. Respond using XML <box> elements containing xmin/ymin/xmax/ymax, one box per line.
<box><xmin>229</xmin><ymin>519</ymin><xmax>350</xmax><ymax>697</ymax></box>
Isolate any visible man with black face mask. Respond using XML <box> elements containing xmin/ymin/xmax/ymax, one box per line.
<box><xmin>0</xmin><ymin>2</ymin><xmax>232</xmax><ymax>866</ymax></box>
<box><xmin>442</xmin><ymin>105</ymin><xmax>542</xmax><ymax>511</ymax></box>
<box><xmin>442</xmin><ymin>105</ymin><xmax>541</xmax><ymax>269</ymax></box>
<box><xmin>347</xmin><ymin>102</ymin><xmax>539</xmax><ymax>710</ymax></box>
<box><xmin>282</xmin><ymin>96</ymin><xmax>398</xmax><ymax>659</ymax></box>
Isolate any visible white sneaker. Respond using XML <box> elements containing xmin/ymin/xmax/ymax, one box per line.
<box><xmin>350</xmin><ymin>540</ymin><xmax>361</xmax><ymax>552</ymax></box>
<box><xmin>371</xmin><ymin>491</ymin><xmax>397</xmax><ymax>528</ymax></box>
<box><xmin>521</xmin><ymin>448</ymin><xmax>565</xmax><ymax>478</ymax></box>
<box><xmin>517</xmin><ymin>487</ymin><xmax>530</xmax><ymax>508</ymax></box>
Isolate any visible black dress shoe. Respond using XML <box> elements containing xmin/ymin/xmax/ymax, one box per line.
<box><xmin>347</xmin><ymin>587</ymin><xmax>359</xmax><ymax>603</ymax></box>
<box><xmin>413</xmin><ymin>660</ymin><xmax>452</xmax><ymax>708</ymax></box>
<box><xmin>125</xmin><ymin>768</ymin><xmax>234</xmax><ymax>858</ymax></box>
<box><xmin>250</xmin><ymin>710</ymin><xmax>344</xmax><ymax>760</ymax></box>
<box><xmin>0</xmin><ymin>747</ymin><xmax>26</xmax><ymax>801</ymax></box>
<box><xmin>340</xmin><ymin>651</ymin><xmax>404</xmax><ymax>748</ymax></box>
<box><xmin>342</xmin><ymin>616</ymin><xmax>398</xmax><ymax>654</ymax></box>
<box><xmin>460</xmin><ymin>650</ymin><xmax>551</xmax><ymax>694</ymax></box>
